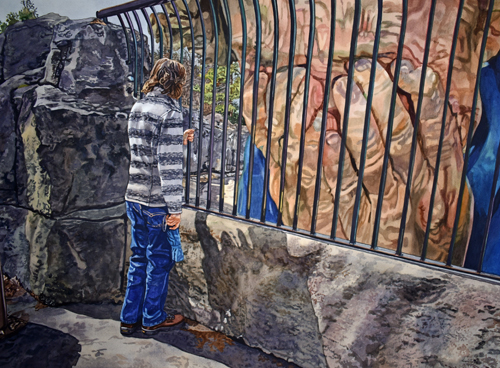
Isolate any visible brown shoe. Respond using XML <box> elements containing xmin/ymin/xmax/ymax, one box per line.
<box><xmin>120</xmin><ymin>321</ymin><xmax>140</xmax><ymax>335</ymax></box>
<box><xmin>142</xmin><ymin>314</ymin><xmax>184</xmax><ymax>335</ymax></box>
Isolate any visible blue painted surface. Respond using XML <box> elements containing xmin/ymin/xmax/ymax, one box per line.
<box><xmin>237</xmin><ymin>137</ymin><xmax>278</xmax><ymax>223</ymax></box>
<box><xmin>465</xmin><ymin>53</ymin><xmax>500</xmax><ymax>275</ymax></box>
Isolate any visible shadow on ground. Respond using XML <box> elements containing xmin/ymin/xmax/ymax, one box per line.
<box><xmin>1</xmin><ymin>291</ymin><xmax>301</xmax><ymax>368</ymax></box>
<box><xmin>0</xmin><ymin>322</ymin><xmax>81</xmax><ymax>368</ymax></box>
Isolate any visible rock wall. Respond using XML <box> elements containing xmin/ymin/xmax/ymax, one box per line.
<box><xmin>171</xmin><ymin>207</ymin><xmax>500</xmax><ymax>368</ymax></box>
<box><xmin>0</xmin><ymin>14</ymin><xmax>134</xmax><ymax>304</ymax></box>
<box><xmin>0</xmin><ymin>14</ymin><xmax>247</xmax><ymax>305</ymax></box>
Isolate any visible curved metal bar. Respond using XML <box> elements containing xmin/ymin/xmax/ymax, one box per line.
<box><xmin>233</xmin><ymin>0</ymin><xmax>248</xmax><ymax>216</ymax></box>
<box><xmin>117</xmin><ymin>14</ymin><xmax>132</xmax><ymax>65</ymax></box>
<box><xmin>140</xmin><ymin>8</ymin><xmax>155</xmax><ymax>69</ymax></box>
<box><xmin>124</xmin><ymin>12</ymin><xmax>139</xmax><ymax>97</ymax></box>
<box><xmin>151</xmin><ymin>6</ymin><xmax>164</xmax><ymax>59</ymax></box>
<box><xmin>98</xmin><ymin>0</ymin><xmax>163</xmax><ymax>18</ymax></box>
<box><xmin>396</xmin><ymin>0</ymin><xmax>437</xmax><ymax>253</ymax></box>
<box><xmin>207</xmin><ymin>0</ymin><xmax>219</xmax><ymax>210</ymax></box>
<box><xmin>292</xmin><ymin>0</ymin><xmax>315</xmax><ymax>230</ymax></box>
<box><xmin>331</xmin><ymin>0</ymin><xmax>362</xmax><ymax>239</ymax></box>
<box><xmin>449</xmin><ymin>0</ymin><xmax>494</xmax><ymax>267</ymax></box>
<box><xmin>260</xmin><ymin>0</ymin><xmax>279</xmax><ymax>222</ymax></box>
<box><xmin>194</xmin><ymin>0</ymin><xmax>207</xmax><ymax>207</ymax></box>
<box><xmin>180</xmin><ymin>0</ymin><xmax>196</xmax><ymax>204</ymax></box>
<box><xmin>219</xmin><ymin>0</ymin><xmax>233</xmax><ymax>213</ymax></box>
<box><xmin>371</xmin><ymin>0</ymin><xmax>408</xmax><ymax>249</ymax></box>
<box><xmin>350</xmin><ymin>0</ymin><xmax>383</xmax><ymax>243</ymax></box>
<box><xmin>171</xmin><ymin>0</ymin><xmax>184</xmax><ymax>120</ymax></box>
<box><xmin>310</xmin><ymin>0</ymin><xmax>336</xmax><ymax>234</ymax></box>
<box><xmin>277</xmin><ymin>0</ymin><xmax>297</xmax><ymax>227</ymax></box>
<box><xmin>132</xmin><ymin>10</ymin><xmax>145</xmax><ymax>95</ymax></box>
<box><xmin>420</xmin><ymin>0</ymin><xmax>465</xmax><ymax>260</ymax></box>
<box><xmin>245</xmin><ymin>0</ymin><xmax>262</xmax><ymax>219</ymax></box>
<box><xmin>160</xmin><ymin>3</ymin><xmax>174</xmax><ymax>58</ymax></box>
<box><xmin>171</xmin><ymin>1</ymin><xmax>184</xmax><ymax>63</ymax></box>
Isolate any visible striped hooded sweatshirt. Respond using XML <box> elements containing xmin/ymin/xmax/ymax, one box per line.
<box><xmin>125</xmin><ymin>89</ymin><xmax>184</xmax><ymax>214</ymax></box>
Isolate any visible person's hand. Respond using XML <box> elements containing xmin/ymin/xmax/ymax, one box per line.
<box><xmin>166</xmin><ymin>214</ymin><xmax>181</xmax><ymax>230</ymax></box>
<box><xmin>183</xmin><ymin>129</ymin><xmax>195</xmax><ymax>145</ymax></box>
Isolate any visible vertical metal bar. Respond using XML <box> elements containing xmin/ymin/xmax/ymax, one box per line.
<box><xmin>478</xmin><ymin>143</ymin><xmax>500</xmax><ymax>272</ymax></box>
<box><xmin>292</xmin><ymin>0</ymin><xmax>315</xmax><ymax>230</ymax></box>
<box><xmin>420</xmin><ymin>0</ymin><xmax>465</xmax><ymax>260</ymax></box>
<box><xmin>311</xmin><ymin>0</ymin><xmax>336</xmax><ymax>234</ymax></box>
<box><xmin>331</xmin><ymin>0</ymin><xmax>362</xmax><ymax>239</ymax></box>
<box><xmin>140</xmin><ymin>8</ymin><xmax>155</xmax><ymax>68</ymax></box>
<box><xmin>350</xmin><ymin>0</ymin><xmax>383</xmax><ymax>243</ymax></box>
<box><xmin>245</xmin><ymin>0</ymin><xmax>262</xmax><ymax>219</ymax></box>
<box><xmin>395</xmin><ymin>0</ymin><xmax>437</xmax><ymax>254</ymax></box>
<box><xmin>161</xmin><ymin>3</ymin><xmax>174</xmax><ymax>58</ymax></box>
<box><xmin>207</xmin><ymin>0</ymin><xmax>219</xmax><ymax>210</ymax></box>
<box><xmin>117</xmin><ymin>14</ymin><xmax>132</xmax><ymax>65</ymax></box>
<box><xmin>371</xmin><ymin>0</ymin><xmax>408</xmax><ymax>249</ymax></box>
<box><xmin>0</xmin><ymin>260</ymin><xmax>8</xmax><ymax>331</ymax></box>
<box><xmin>181</xmin><ymin>0</ymin><xmax>196</xmax><ymax>204</ymax></box>
<box><xmin>151</xmin><ymin>6</ymin><xmax>164</xmax><ymax>59</ymax></box>
<box><xmin>132</xmin><ymin>10</ymin><xmax>145</xmax><ymax>95</ymax></box>
<box><xmin>233</xmin><ymin>0</ymin><xmax>248</xmax><ymax>216</ymax></box>
<box><xmin>219</xmin><ymin>0</ymin><xmax>233</xmax><ymax>213</ymax></box>
<box><xmin>260</xmin><ymin>0</ymin><xmax>279</xmax><ymax>222</ymax></box>
<box><xmin>194</xmin><ymin>0</ymin><xmax>207</xmax><ymax>207</ymax></box>
<box><xmin>171</xmin><ymin>1</ymin><xmax>184</xmax><ymax>121</ymax></box>
<box><xmin>277</xmin><ymin>0</ymin><xmax>297</xmax><ymax>227</ymax></box>
<box><xmin>124</xmin><ymin>12</ymin><xmax>139</xmax><ymax>97</ymax></box>
<box><xmin>171</xmin><ymin>1</ymin><xmax>184</xmax><ymax>63</ymax></box>
<box><xmin>448</xmin><ymin>0</ymin><xmax>494</xmax><ymax>266</ymax></box>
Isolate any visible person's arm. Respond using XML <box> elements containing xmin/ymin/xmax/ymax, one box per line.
<box><xmin>157</xmin><ymin>109</ymin><xmax>184</xmax><ymax>224</ymax></box>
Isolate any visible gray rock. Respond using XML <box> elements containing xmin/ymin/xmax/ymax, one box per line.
<box><xmin>1</xmin><ymin>13</ymin><xmax>69</xmax><ymax>83</ymax></box>
<box><xmin>185</xmin><ymin>109</ymin><xmax>249</xmax><ymax>174</ymax></box>
<box><xmin>40</xmin><ymin>217</ymin><xmax>126</xmax><ymax>305</ymax></box>
<box><xmin>168</xmin><ymin>209</ymin><xmax>327</xmax><ymax>368</ymax></box>
<box><xmin>41</xmin><ymin>18</ymin><xmax>132</xmax><ymax>98</ymax></box>
<box><xmin>0</xmin><ymin>15</ymin><xmax>134</xmax><ymax>304</ymax></box>
<box><xmin>6</xmin><ymin>18</ymin><xmax>134</xmax><ymax>216</ymax></box>
<box><xmin>0</xmin><ymin>205</ymin><xmax>30</xmax><ymax>286</ymax></box>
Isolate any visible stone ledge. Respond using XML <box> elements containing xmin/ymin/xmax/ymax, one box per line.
<box><xmin>168</xmin><ymin>207</ymin><xmax>500</xmax><ymax>368</ymax></box>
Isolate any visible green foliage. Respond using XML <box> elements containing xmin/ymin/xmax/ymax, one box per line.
<box><xmin>193</xmin><ymin>62</ymin><xmax>241</xmax><ymax>124</ymax></box>
<box><xmin>1</xmin><ymin>0</ymin><xmax>38</xmax><ymax>34</ymax></box>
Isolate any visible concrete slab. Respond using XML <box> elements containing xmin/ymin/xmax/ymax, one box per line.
<box><xmin>27</xmin><ymin>307</ymin><xmax>229</xmax><ymax>368</ymax></box>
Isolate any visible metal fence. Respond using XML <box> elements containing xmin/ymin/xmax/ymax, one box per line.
<box><xmin>96</xmin><ymin>0</ymin><xmax>500</xmax><ymax>281</ymax></box>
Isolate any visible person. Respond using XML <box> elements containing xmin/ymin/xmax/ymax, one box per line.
<box><xmin>120</xmin><ymin>57</ymin><xmax>194</xmax><ymax>336</ymax></box>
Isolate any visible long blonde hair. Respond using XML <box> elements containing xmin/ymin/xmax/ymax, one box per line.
<box><xmin>141</xmin><ymin>58</ymin><xmax>186</xmax><ymax>99</ymax></box>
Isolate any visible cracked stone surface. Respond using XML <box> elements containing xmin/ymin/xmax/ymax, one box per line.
<box><xmin>168</xmin><ymin>208</ymin><xmax>500</xmax><ymax>368</ymax></box>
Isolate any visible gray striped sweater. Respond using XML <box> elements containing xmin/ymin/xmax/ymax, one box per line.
<box><xmin>125</xmin><ymin>90</ymin><xmax>184</xmax><ymax>213</ymax></box>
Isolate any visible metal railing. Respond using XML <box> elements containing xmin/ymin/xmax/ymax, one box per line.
<box><xmin>97</xmin><ymin>0</ymin><xmax>500</xmax><ymax>282</ymax></box>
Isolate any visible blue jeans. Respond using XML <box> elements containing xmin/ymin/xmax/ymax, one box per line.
<box><xmin>121</xmin><ymin>201</ymin><xmax>180</xmax><ymax>327</ymax></box>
